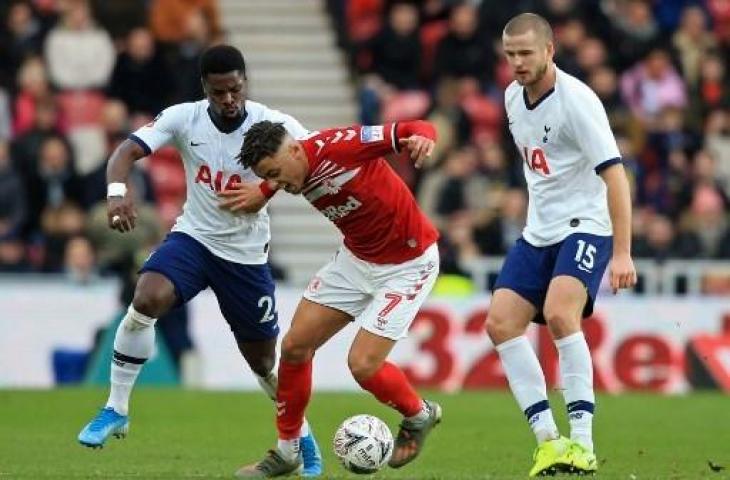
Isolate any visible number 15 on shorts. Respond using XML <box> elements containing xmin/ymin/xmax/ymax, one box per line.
<box><xmin>574</xmin><ymin>239</ymin><xmax>596</xmax><ymax>273</ymax></box>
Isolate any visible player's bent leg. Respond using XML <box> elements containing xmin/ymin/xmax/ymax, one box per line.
<box><xmin>488</xmin><ymin>288</ymin><xmax>568</xmax><ymax>475</ymax></box>
<box><xmin>78</xmin><ymin>272</ymin><xmax>177</xmax><ymax>449</ymax></box>
<box><xmin>485</xmin><ymin>288</ymin><xmax>534</xmax><ymax>345</ymax></box>
<box><xmin>544</xmin><ymin>276</ymin><xmax>597</xmax><ymax>459</ymax></box>
<box><xmin>237</xmin><ymin>300</ymin><xmax>351</xmax><ymax>476</ymax></box>
<box><xmin>543</xmin><ymin>276</ymin><xmax>586</xmax><ymax>340</ymax></box>
<box><xmin>347</xmin><ymin>330</ymin><xmax>442</xmax><ymax>469</ymax></box>
<box><xmin>238</xmin><ymin>337</ymin><xmax>323</xmax><ymax>477</ymax></box>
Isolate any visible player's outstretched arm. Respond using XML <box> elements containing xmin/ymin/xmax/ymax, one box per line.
<box><xmin>218</xmin><ymin>180</ymin><xmax>276</xmax><ymax>214</ymax></box>
<box><xmin>600</xmin><ymin>163</ymin><xmax>637</xmax><ymax>293</ymax></box>
<box><xmin>106</xmin><ymin>139</ymin><xmax>146</xmax><ymax>233</ymax></box>
<box><xmin>395</xmin><ymin>121</ymin><xmax>436</xmax><ymax>168</ymax></box>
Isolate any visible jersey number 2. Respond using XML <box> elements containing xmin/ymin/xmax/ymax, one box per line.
<box><xmin>258</xmin><ymin>295</ymin><xmax>275</xmax><ymax>323</ymax></box>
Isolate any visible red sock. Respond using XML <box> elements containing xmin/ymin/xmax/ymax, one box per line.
<box><xmin>357</xmin><ymin>361</ymin><xmax>422</xmax><ymax>417</ymax></box>
<box><xmin>276</xmin><ymin>359</ymin><xmax>312</xmax><ymax>440</ymax></box>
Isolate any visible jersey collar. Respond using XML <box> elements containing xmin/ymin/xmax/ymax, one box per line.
<box><xmin>207</xmin><ymin>106</ymin><xmax>248</xmax><ymax>133</ymax></box>
<box><xmin>523</xmin><ymin>86</ymin><xmax>555</xmax><ymax>111</ymax></box>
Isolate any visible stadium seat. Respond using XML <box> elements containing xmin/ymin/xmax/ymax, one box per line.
<box><xmin>381</xmin><ymin>90</ymin><xmax>431</xmax><ymax>123</ymax></box>
<box><xmin>346</xmin><ymin>0</ymin><xmax>383</xmax><ymax>43</ymax></box>
<box><xmin>57</xmin><ymin>90</ymin><xmax>106</xmax><ymax>129</ymax></box>
<box><xmin>461</xmin><ymin>94</ymin><xmax>502</xmax><ymax>142</ymax></box>
<box><xmin>145</xmin><ymin>146</ymin><xmax>186</xmax><ymax>227</ymax></box>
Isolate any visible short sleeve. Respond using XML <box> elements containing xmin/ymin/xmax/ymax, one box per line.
<box><xmin>315</xmin><ymin>124</ymin><xmax>399</xmax><ymax>166</ymax></box>
<box><xmin>568</xmin><ymin>85</ymin><xmax>621</xmax><ymax>174</ymax></box>
<box><xmin>130</xmin><ymin>103</ymin><xmax>189</xmax><ymax>155</ymax></box>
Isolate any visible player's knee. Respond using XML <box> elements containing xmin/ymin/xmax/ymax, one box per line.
<box><xmin>281</xmin><ymin>334</ymin><xmax>314</xmax><ymax>364</ymax></box>
<box><xmin>347</xmin><ymin>352</ymin><xmax>382</xmax><ymax>382</ymax></box>
<box><xmin>121</xmin><ymin>304</ymin><xmax>156</xmax><ymax>331</ymax></box>
<box><xmin>485</xmin><ymin>310</ymin><xmax>518</xmax><ymax>344</ymax></box>
<box><xmin>543</xmin><ymin>308</ymin><xmax>579</xmax><ymax>338</ymax></box>
<box><xmin>132</xmin><ymin>287</ymin><xmax>173</xmax><ymax>318</ymax></box>
<box><xmin>248</xmin><ymin>354</ymin><xmax>275</xmax><ymax>377</ymax></box>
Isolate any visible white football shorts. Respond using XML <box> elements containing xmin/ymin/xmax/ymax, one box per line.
<box><xmin>303</xmin><ymin>243</ymin><xmax>439</xmax><ymax>340</ymax></box>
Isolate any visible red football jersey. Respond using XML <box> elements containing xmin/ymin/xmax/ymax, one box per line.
<box><xmin>300</xmin><ymin>121</ymin><xmax>439</xmax><ymax>264</ymax></box>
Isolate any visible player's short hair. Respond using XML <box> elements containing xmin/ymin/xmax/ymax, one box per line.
<box><xmin>238</xmin><ymin>121</ymin><xmax>288</xmax><ymax>168</ymax></box>
<box><xmin>503</xmin><ymin>13</ymin><xmax>554</xmax><ymax>43</ymax></box>
<box><xmin>199</xmin><ymin>44</ymin><xmax>247</xmax><ymax>78</ymax></box>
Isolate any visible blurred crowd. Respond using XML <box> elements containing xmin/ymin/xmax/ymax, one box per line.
<box><xmin>1</xmin><ymin>0</ymin><xmax>729</xmax><ymax>291</ymax></box>
<box><xmin>327</xmin><ymin>0</ymin><xmax>730</xmax><ymax>278</ymax></box>
<box><xmin>0</xmin><ymin>0</ymin><xmax>222</xmax><ymax>296</ymax></box>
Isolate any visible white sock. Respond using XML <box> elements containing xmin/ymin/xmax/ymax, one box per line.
<box><xmin>556</xmin><ymin>331</ymin><xmax>595</xmax><ymax>451</ymax></box>
<box><xmin>277</xmin><ymin>438</ymin><xmax>300</xmax><ymax>462</ymax></box>
<box><xmin>106</xmin><ymin>305</ymin><xmax>156</xmax><ymax>416</ymax></box>
<box><xmin>257</xmin><ymin>371</ymin><xmax>278</xmax><ymax>401</ymax></box>
<box><xmin>405</xmin><ymin>400</ymin><xmax>429</xmax><ymax>423</ymax></box>
<box><xmin>256</xmin><ymin>371</ymin><xmax>310</xmax><ymax>437</ymax></box>
<box><xmin>496</xmin><ymin>336</ymin><xmax>559</xmax><ymax>444</ymax></box>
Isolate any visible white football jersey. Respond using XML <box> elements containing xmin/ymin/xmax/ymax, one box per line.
<box><xmin>505</xmin><ymin>67</ymin><xmax>621</xmax><ymax>246</ymax></box>
<box><xmin>131</xmin><ymin>99</ymin><xmax>307</xmax><ymax>264</ymax></box>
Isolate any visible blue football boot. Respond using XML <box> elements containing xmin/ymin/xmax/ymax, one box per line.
<box><xmin>300</xmin><ymin>429</ymin><xmax>323</xmax><ymax>476</ymax></box>
<box><xmin>78</xmin><ymin>407</ymin><xmax>129</xmax><ymax>448</ymax></box>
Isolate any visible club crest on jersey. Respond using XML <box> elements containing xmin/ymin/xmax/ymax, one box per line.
<box><xmin>360</xmin><ymin>125</ymin><xmax>384</xmax><ymax>143</ymax></box>
<box><xmin>542</xmin><ymin>125</ymin><xmax>551</xmax><ymax>143</ymax></box>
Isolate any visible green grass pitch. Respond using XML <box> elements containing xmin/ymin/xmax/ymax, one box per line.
<box><xmin>1</xmin><ymin>389</ymin><xmax>728</xmax><ymax>479</ymax></box>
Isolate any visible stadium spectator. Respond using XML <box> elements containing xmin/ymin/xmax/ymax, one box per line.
<box><xmin>149</xmin><ymin>0</ymin><xmax>223</xmax><ymax>45</ymax></box>
<box><xmin>12</xmin><ymin>56</ymin><xmax>56</xmax><ymax>137</ymax></box>
<box><xmin>107</xmin><ymin>27</ymin><xmax>173</xmax><ymax>116</ymax></box>
<box><xmin>363</xmin><ymin>2</ymin><xmax>422</xmax><ymax>90</ymax></box>
<box><xmin>417</xmin><ymin>146</ymin><xmax>478</xmax><ymax>230</ymax></box>
<box><xmin>672</xmin><ymin>6</ymin><xmax>718</xmax><ymax>89</ymax></box>
<box><xmin>682</xmin><ymin>183</ymin><xmax>730</xmax><ymax>257</ymax></box>
<box><xmin>620</xmin><ymin>48</ymin><xmax>688</xmax><ymax>127</ymax></box>
<box><xmin>168</xmin><ymin>10</ymin><xmax>210</xmax><ymax>103</ymax></box>
<box><xmin>0</xmin><ymin>1</ymin><xmax>45</xmax><ymax>90</ymax></box>
<box><xmin>704</xmin><ymin>108</ymin><xmax>730</xmax><ymax>197</ymax></box>
<box><xmin>0</xmin><ymin>88</ymin><xmax>11</xmax><ymax>141</ymax></box>
<box><xmin>575</xmin><ymin>37</ymin><xmax>609</xmax><ymax>81</ymax></box>
<box><xmin>607</xmin><ymin>0</ymin><xmax>661</xmax><ymax>70</ymax></box>
<box><xmin>425</xmin><ymin>77</ymin><xmax>472</xmax><ymax>164</ymax></box>
<box><xmin>44</xmin><ymin>0</ymin><xmax>114</xmax><ymax>91</ymax></box>
<box><xmin>632</xmin><ymin>212</ymin><xmax>701</xmax><ymax>260</ymax></box>
<box><xmin>90</xmin><ymin>0</ymin><xmax>147</xmax><ymax>41</ymax></box>
<box><xmin>438</xmin><ymin>210</ymin><xmax>480</xmax><ymax>277</ymax></box>
<box><xmin>25</xmin><ymin>135</ymin><xmax>83</xmax><ymax>237</ymax></box>
<box><xmin>552</xmin><ymin>18</ymin><xmax>587</xmax><ymax>79</ymax></box>
<box><xmin>11</xmin><ymin>97</ymin><xmax>61</xmax><ymax>179</ymax></box>
<box><xmin>63</xmin><ymin>234</ymin><xmax>98</xmax><ymax>284</ymax></box>
<box><xmin>474</xmin><ymin>187</ymin><xmax>527</xmax><ymax>256</ymax></box>
<box><xmin>433</xmin><ymin>3</ymin><xmax>494</xmax><ymax>85</ymax></box>
<box><xmin>0</xmin><ymin>141</ymin><xmax>26</xmax><ymax>242</ymax></box>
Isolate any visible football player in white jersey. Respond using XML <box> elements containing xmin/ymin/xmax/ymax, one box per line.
<box><xmin>77</xmin><ymin>45</ymin><xmax>322</xmax><ymax>476</ymax></box>
<box><xmin>486</xmin><ymin>14</ymin><xmax>637</xmax><ymax>476</ymax></box>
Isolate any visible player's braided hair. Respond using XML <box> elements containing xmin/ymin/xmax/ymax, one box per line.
<box><xmin>238</xmin><ymin>121</ymin><xmax>287</xmax><ymax>168</ymax></box>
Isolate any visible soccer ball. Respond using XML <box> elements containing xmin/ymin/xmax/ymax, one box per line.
<box><xmin>333</xmin><ymin>414</ymin><xmax>394</xmax><ymax>474</ymax></box>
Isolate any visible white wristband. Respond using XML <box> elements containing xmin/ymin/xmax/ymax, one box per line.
<box><xmin>107</xmin><ymin>182</ymin><xmax>127</xmax><ymax>198</ymax></box>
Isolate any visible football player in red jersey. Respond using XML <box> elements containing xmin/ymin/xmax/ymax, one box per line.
<box><xmin>223</xmin><ymin>120</ymin><xmax>442</xmax><ymax>477</ymax></box>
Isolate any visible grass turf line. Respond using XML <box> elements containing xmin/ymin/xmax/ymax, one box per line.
<box><xmin>0</xmin><ymin>389</ymin><xmax>728</xmax><ymax>479</ymax></box>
